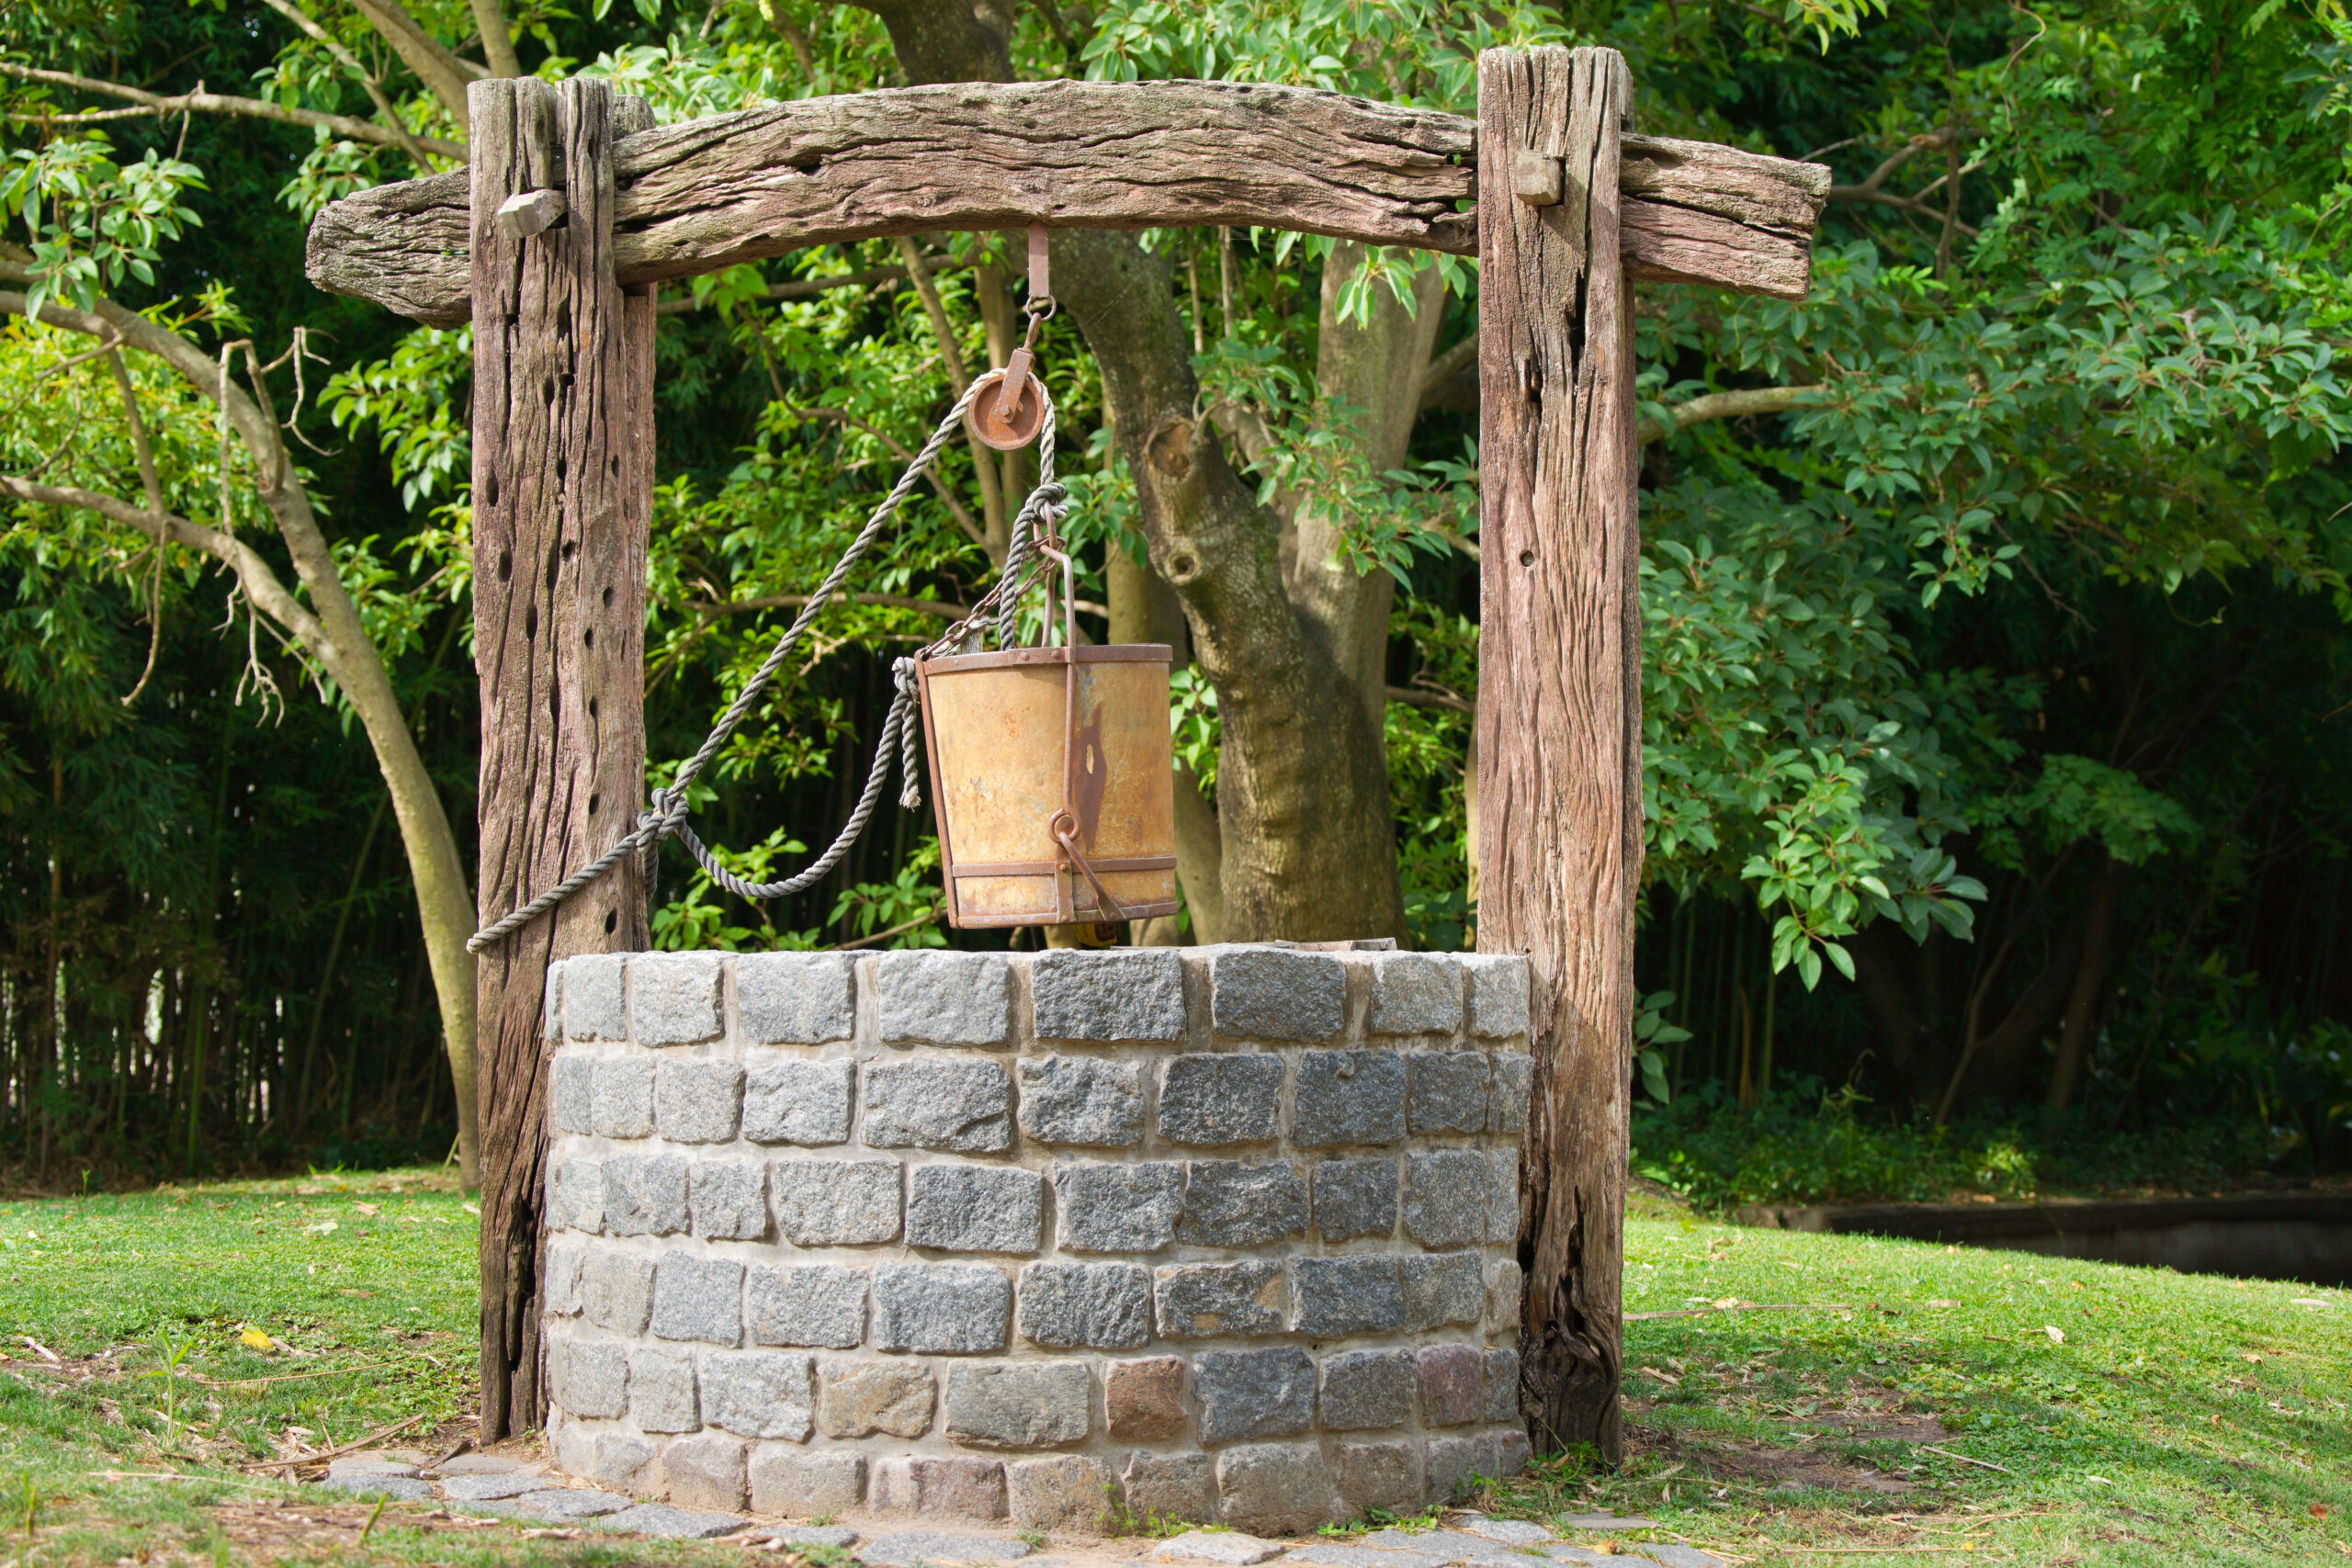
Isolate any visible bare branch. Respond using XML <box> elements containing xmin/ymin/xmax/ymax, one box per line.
<box><xmin>788</xmin><ymin>403</ymin><xmax>986</xmax><ymax>549</ymax></box>
<box><xmin>1638</xmin><ymin>384</ymin><xmax>1826</xmax><ymax>446</ymax></box>
<box><xmin>342</xmin><ymin>0</ymin><xmax>481</xmax><ymax>126</ymax></box>
<box><xmin>254</xmin><ymin>0</ymin><xmax>445</xmax><ymax>171</ymax></box>
<box><xmin>0</xmin><ymin>61</ymin><xmax>463</xmax><ymax>158</ymax></box>
<box><xmin>1385</xmin><ymin>683</ymin><xmax>1474</xmax><ymax>714</ymax></box>
<box><xmin>468</xmin><ymin>0</ymin><xmax>524</xmax><ymax>80</ymax></box>
<box><xmin>1416</xmin><ymin>333</ymin><xmax>1478</xmax><ymax>412</ymax></box>
<box><xmin>1825</xmin><ymin>128</ymin><xmax>1980</xmax><ymax>239</ymax></box>
<box><xmin>104</xmin><ymin>345</ymin><xmax>168</xmax><ymax>704</ymax></box>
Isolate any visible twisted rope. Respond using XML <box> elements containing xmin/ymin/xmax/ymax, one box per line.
<box><xmin>468</xmin><ymin>378</ymin><xmax>1062</xmax><ymax>953</ymax></box>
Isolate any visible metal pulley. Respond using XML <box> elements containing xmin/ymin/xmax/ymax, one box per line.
<box><xmin>918</xmin><ymin>226</ymin><xmax>1179</xmax><ymax>931</ymax></box>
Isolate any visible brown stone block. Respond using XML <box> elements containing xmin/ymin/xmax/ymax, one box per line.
<box><xmin>819</xmin><ymin>1359</ymin><xmax>935</xmax><ymax>1438</ymax></box>
<box><xmin>871</xmin><ymin>1455</ymin><xmax>1008</xmax><ymax>1519</ymax></box>
<box><xmin>1121</xmin><ymin>1451</ymin><xmax>1215</xmax><ymax>1527</ymax></box>
<box><xmin>1417</xmin><ymin>1343</ymin><xmax>1482</xmax><ymax>1427</ymax></box>
<box><xmin>1334</xmin><ymin>1440</ymin><xmax>1419</xmax><ymax>1511</ymax></box>
<box><xmin>1105</xmin><ymin>1356</ymin><xmax>1188</xmax><ymax>1441</ymax></box>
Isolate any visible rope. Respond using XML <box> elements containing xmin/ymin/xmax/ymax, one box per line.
<box><xmin>467</xmin><ymin>376</ymin><xmax>1065</xmax><ymax>953</ymax></box>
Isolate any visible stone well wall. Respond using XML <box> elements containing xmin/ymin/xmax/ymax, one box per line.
<box><xmin>538</xmin><ymin>943</ymin><xmax>1532</xmax><ymax>1536</ymax></box>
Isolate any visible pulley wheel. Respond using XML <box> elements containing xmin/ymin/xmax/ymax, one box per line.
<box><xmin>967</xmin><ymin>368</ymin><xmax>1046</xmax><ymax>450</ymax></box>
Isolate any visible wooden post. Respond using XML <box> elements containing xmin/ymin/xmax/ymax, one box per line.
<box><xmin>469</xmin><ymin>75</ymin><xmax>657</xmax><ymax>1438</ymax></box>
<box><xmin>1475</xmin><ymin>45</ymin><xmax>1640</xmax><ymax>1461</ymax></box>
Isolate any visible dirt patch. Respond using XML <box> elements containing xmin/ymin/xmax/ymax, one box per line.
<box><xmin>1628</xmin><ymin>1422</ymin><xmax>1919</xmax><ymax>1495</ymax></box>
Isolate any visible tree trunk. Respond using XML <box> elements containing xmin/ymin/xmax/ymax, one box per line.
<box><xmin>1109</xmin><ymin>551</ymin><xmax>1206</xmax><ymax>945</ymax></box>
<box><xmin>2044</xmin><ymin>854</ymin><xmax>2124</xmax><ymax>1125</ymax></box>
<box><xmin>1476</xmin><ymin>45</ymin><xmax>1639</xmax><ymax>1463</ymax></box>
<box><xmin>469</xmin><ymin>77</ymin><xmax>656</xmax><ymax>1440</ymax></box>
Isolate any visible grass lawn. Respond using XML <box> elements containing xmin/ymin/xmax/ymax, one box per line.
<box><xmin>1</xmin><ymin>1170</ymin><xmax>2346</xmax><ymax>1566</ymax></box>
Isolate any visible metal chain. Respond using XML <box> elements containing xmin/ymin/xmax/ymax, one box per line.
<box><xmin>467</xmin><ymin>374</ymin><xmax>1064</xmax><ymax>953</ymax></box>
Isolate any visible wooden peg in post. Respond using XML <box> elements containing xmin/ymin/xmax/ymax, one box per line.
<box><xmin>494</xmin><ymin>188</ymin><xmax>568</xmax><ymax>239</ymax></box>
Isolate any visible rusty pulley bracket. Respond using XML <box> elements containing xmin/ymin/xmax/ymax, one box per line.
<box><xmin>965</xmin><ymin>225</ymin><xmax>1054</xmax><ymax>452</ymax></box>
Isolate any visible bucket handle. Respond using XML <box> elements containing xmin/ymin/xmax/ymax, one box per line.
<box><xmin>1033</xmin><ymin>531</ymin><xmax>1125</xmax><ymax>925</ymax></box>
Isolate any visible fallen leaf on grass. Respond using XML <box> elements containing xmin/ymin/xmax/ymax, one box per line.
<box><xmin>2043</xmin><ymin>1325</ymin><xmax>2065</xmax><ymax>1344</ymax></box>
<box><xmin>303</xmin><ymin>1220</ymin><xmax>338</xmax><ymax>1235</ymax></box>
<box><xmin>354</xmin><ymin>1203</ymin><xmax>379</xmax><ymax>1217</ymax></box>
<box><xmin>238</xmin><ymin>1329</ymin><xmax>276</xmax><ymax>1355</ymax></box>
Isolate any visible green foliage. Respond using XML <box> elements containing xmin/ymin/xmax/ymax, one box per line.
<box><xmin>1</xmin><ymin>133</ymin><xmax>204</xmax><ymax>316</ymax></box>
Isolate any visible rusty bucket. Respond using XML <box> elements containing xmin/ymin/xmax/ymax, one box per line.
<box><xmin>914</xmin><ymin>643</ymin><xmax>1179</xmax><ymax>929</ymax></box>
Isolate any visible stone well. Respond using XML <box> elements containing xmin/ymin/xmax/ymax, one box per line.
<box><xmin>538</xmin><ymin>943</ymin><xmax>1532</xmax><ymax>1536</ymax></box>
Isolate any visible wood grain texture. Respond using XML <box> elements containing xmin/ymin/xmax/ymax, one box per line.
<box><xmin>304</xmin><ymin>79</ymin><xmax>1826</xmax><ymax>323</ymax></box>
<box><xmin>469</xmin><ymin>77</ymin><xmax>653</xmax><ymax>1440</ymax></box>
<box><xmin>1476</xmin><ymin>45</ymin><xmax>1637</xmax><ymax>1463</ymax></box>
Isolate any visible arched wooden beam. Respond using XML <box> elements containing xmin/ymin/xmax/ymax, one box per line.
<box><xmin>306</xmin><ymin>78</ymin><xmax>1826</xmax><ymax>325</ymax></box>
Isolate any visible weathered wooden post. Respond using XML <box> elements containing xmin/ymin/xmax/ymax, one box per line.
<box><xmin>1476</xmin><ymin>45</ymin><xmax>1640</xmax><ymax>1461</ymax></box>
<box><xmin>468</xmin><ymin>75</ymin><xmax>657</xmax><ymax>1438</ymax></box>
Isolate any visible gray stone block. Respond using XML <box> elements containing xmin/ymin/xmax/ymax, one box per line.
<box><xmin>1485</xmin><ymin>1258</ymin><xmax>1523</xmax><ymax>1337</ymax></box>
<box><xmin>1294</xmin><ymin>1050</ymin><xmax>1407</xmax><ymax>1148</ymax></box>
<box><xmin>1123</xmin><ymin>1452</ymin><xmax>1215</xmax><ymax>1527</ymax></box>
<box><xmin>651</xmin><ymin>1253</ymin><xmax>743</xmax><ymax>1346</ymax></box>
<box><xmin>944</xmin><ymin>1361</ymin><xmax>1091</xmax><ymax>1448</ymax></box>
<box><xmin>1031</xmin><ymin>947</ymin><xmax>1186</xmax><ymax>1041</ymax></box>
<box><xmin>1400</xmin><ymin>1251</ymin><xmax>1485</xmax><ymax>1332</ymax></box>
<box><xmin>1403</xmin><ymin>1148</ymin><xmax>1491</xmax><ymax>1249</ymax></box>
<box><xmin>1017</xmin><ymin>1260</ymin><xmax>1151</xmax><ymax>1348</ymax></box>
<box><xmin>743</xmin><ymin>1058</ymin><xmax>854</xmax><ymax>1147</ymax></box>
<box><xmin>631</xmin><ymin>953</ymin><xmax>724</xmax><ymax>1046</ymax></box>
<box><xmin>868</xmin><ymin>1458</ymin><xmax>1006</xmax><ymax>1520</ymax></box>
<box><xmin>1016</xmin><ymin>1055</ymin><xmax>1145</xmax><ymax>1147</ymax></box>
<box><xmin>592</xmin><ymin>1058</ymin><xmax>656</xmax><ymax>1139</ymax></box>
<box><xmin>700</xmin><ymin>1348</ymin><xmax>814</xmax><ymax>1440</ymax></box>
<box><xmin>546</xmin><ymin>1237</ymin><xmax>586</xmax><ymax>1316</ymax></box>
<box><xmin>1369</xmin><ymin>952</ymin><xmax>1464</xmax><ymax>1036</ymax></box>
<box><xmin>438</xmin><ymin>1473</ymin><xmax>549</xmax><ymax>1500</ymax></box>
<box><xmin>1464</xmin><ymin>955</ymin><xmax>1530</xmax><ymax>1040</ymax></box>
<box><xmin>771</xmin><ymin>1158</ymin><xmax>902</xmax><ymax>1246</ymax></box>
<box><xmin>818</xmin><ymin>1359</ymin><xmax>933</xmax><ymax>1438</ymax></box>
<box><xmin>581</xmin><ymin>1249</ymin><xmax>654</xmax><ymax>1334</ymax></box>
<box><xmin>1158</xmin><ymin>1054</ymin><xmax>1283</xmax><ymax>1145</ymax></box>
<box><xmin>1214</xmin><ymin>1442</ymin><xmax>1340</xmax><ymax>1533</ymax></box>
<box><xmin>1484</xmin><ymin>1348</ymin><xmax>1521</xmax><ymax>1423</ymax></box>
<box><xmin>1407</xmin><ymin>1052</ymin><xmax>1490</xmax><ymax>1134</ymax></box>
<box><xmin>550</xmin><ymin>1055</ymin><xmax>594</xmax><ymax>1135</ymax></box>
<box><xmin>560</xmin><ymin>1338</ymin><xmax>628</xmax><ymax>1419</ymax></box>
<box><xmin>747</xmin><ymin>1263</ymin><xmax>866</xmax><ymax>1349</ymax></box>
<box><xmin>1193</xmin><ymin>1348</ymin><xmax>1314</xmax><ymax>1445</ymax></box>
<box><xmin>862</xmin><ymin>1058</ymin><xmax>1013</xmax><ymax>1152</ymax></box>
<box><xmin>1317</xmin><ymin>1348</ymin><xmax>1414</xmax><ymax>1430</ymax></box>
<box><xmin>1418</xmin><ymin>1343</ymin><xmax>1482</xmax><ymax>1427</ymax></box>
<box><xmin>584</xmin><ymin>1431</ymin><xmax>657</xmax><ymax>1495</ymax></box>
<box><xmin>511</xmin><ymin>1489</ymin><xmax>632</xmax><ymax>1522</ymax></box>
<box><xmin>863</xmin><ymin>1528</ymin><xmax>1023</xmax><ymax>1561</ymax></box>
<box><xmin>1487</xmin><ymin>1054</ymin><xmax>1533</xmax><ymax>1134</ymax></box>
<box><xmin>906</xmin><ymin>1165</ymin><xmax>1045</xmax><ymax>1254</ymax></box>
<box><xmin>599</xmin><ymin>1503</ymin><xmax>746</xmax><ymax>1539</ymax></box>
<box><xmin>876</xmin><ymin>950</ymin><xmax>1011</xmax><ymax>1045</ymax></box>
<box><xmin>1008</xmin><ymin>1453</ymin><xmax>1114</xmax><ymax>1533</ymax></box>
<box><xmin>629</xmin><ymin>1345</ymin><xmax>701</xmax><ymax>1432</ymax></box>
<box><xmin>738</xmin><ymin>952</ymin><xmax>855</xmax><ymax>1044</ymax></box>
<box><xmin>872</xmin><ymin>1263</ymin><xmax>1012</xmax><ymax>1353</ymax></box>
<box><xmin>565</xmin><ymin>954</ymin><xmax>627</xmax><ymax>1042</ymax></box>
<box><xmin>1311</xmin><ymin>1157</ymin><xmax>1397</xmax><ymax>1241</ymax></box>
<box><xmin>749</xmin><ymin>1450</ymin><xmax>865</xmax><ymax>1517</ymax></box>
<box><xmin>1494</xmin><ymin>1429</ymin><xmax>1532</xmax><ymax>1480</ymax></box>
<box><xmin>657</xmin><ymin>1060</ymin><xmax>744</xmax><ymax>1143</ymax></box>
<box><xmin>604</xmin><ymin>1152</ymin><xmax>688</xmax><ymax>1236</ymax></box>
<box><xmin>661</xmin><ymin>1432</ymin><xmax>747</xmax><ymax>1512</ymax></box>
<box><xmin>1179</xmin><ymin>1160</ymin><xmax>1306</xmax><ymax>1247</ymax></box>
<box><xmin>1154</xmin><ymin>1260</ymin><xmax>1287</xmax><ymax>1338</ymax></box>
<box><xmin>1055</xmin><ymin>1160</ymin><xmax>1183</xmax><ymax>1253</ymax></box>
<box><xmin>1209</xmin><ymin>947</ymin><xmax>1346</xmax><ymax>1041</ymax></box>
<box><xmin>1333</xmin><ymin>1442</ymin><xmax>1419</xmax><ymax>1512</ymax></box>
<box><xmin>1487</xmin><ymin>1147</ymin><xmax>1521</xmax><ymax>1242</ymax></box>
<box><xmin>1292</xmin><ymin>1255</ymin><xmax>1403</xmax><ymax>1337</ymax></box>
<box><xmin>1425</xmin><ymin>1436</ymin><xmax>1486</xmax><ymax>1500</ymax></box>
<box><xmin>549</xmin><ymin>1155</ymin><xmax>604</xmax><ymax>1235</ymax></box>
<box><xmin>689</xmin><ymin>1160</ymin><xmax>767</xmax><ymax>1240</ymax></box>
<box><xmin>543</xmin><ymin>962</ymin><xmax>565</xmax><ymax>1040</ymax></box>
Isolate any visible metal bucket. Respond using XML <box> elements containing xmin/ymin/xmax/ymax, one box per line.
<box><xmin>914</xmin><ymin>644</ymin><xmax>1179</xmax><ymax>929</ymax></box>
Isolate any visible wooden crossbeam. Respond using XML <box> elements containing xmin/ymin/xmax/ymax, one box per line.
<box><xmin>306</xmin><ymin>78</ymin><xmax>1828</xmax><ymax>324</ymax></box>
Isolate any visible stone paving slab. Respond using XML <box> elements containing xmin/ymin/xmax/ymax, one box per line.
<box><xmin>1359</xmin><ymin>1529</ymin><xmax>1541</xmax><ymax>1561</ymax></box>
<box><xmin>1452</xmin><ymin>1520</ymin><xmax>1552</xmax><ymax>1548</ymax></box>
<box><xmin>1637</xmin><ymin>1549</ymin><xmax>1723</xmax><ymax>1568</ymax></box>
<box><xmin>436</xmin><ymin>1472</ymin><xmax>550</xmax><ymax>1501</ymax></box>
<box><xmin>1553</xmin><ymin>1516</ymin><xmax>1658</xmax><ymax>1532</ymax></box>
<box><xmin>314</xmin><ymin>1476</ymin><xmax>431</xmax><ymax>1501</ymax></box>
<box><xmin>758</xmin><ymin>1525</ymin><xmax>862</xmax><ymax>1550</ymax></box>
<box><xmin>438</xmin><ymin>1454</ymin><xmax>533</xmax><ymax>1475</ymax></box>
<box><xmin>1153</xmin><ymin>1531</ymin><xmax>1286</xmax><ymax>1565</ymax></box>
<box><xmin>326</xmin><ymin>1455</ymin><xmax>418</xmax><ymax>1480</ymax></box>
<box><xmin>861</xmin><ymin>1530</ymin><xmax>1038</xmax><ymax>1566</ymax></box>
<box><xmin>1283</xmin><ymin>1545</ymin><xmax>1449</xmax><ymax>1568</ymax></box>
<box><xmin>595</xmin><ymin>1504</ymin><xmax>747</xmax><ymax>1539</ymax></box>
<box><xmin>508</xmin><ymin>1489</ymin><xmax>633</xmax><ymax>1521</ymax></box>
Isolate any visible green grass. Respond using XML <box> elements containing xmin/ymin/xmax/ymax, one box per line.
<box><xmin>3</xmin><ymin>1170</ymin><xmax>2347</xmax><ymax>1566</ymax></box>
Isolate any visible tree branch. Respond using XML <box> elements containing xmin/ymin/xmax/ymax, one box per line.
<box><xmin>341</xmin><ymin>0</ymin><xmax>481</xmax><ymax>126</ymax></box>
<box><xmin>1416</xmin><ymin>333</ymin><xmax>1479</xmax><ymax>412</ymax></box>
<box><xmin>788</xmin><ymin>403</ymin><xmax>985</xmax><ymax>548</ymax></box>
<box><xmin>1637</xmin><ymin>384</ymin><xmax>1825</xmax><ymax>445</ymax></box>
<box><xmin>0</xmin><ymin>61</ymin><xmax>463</xmax><ymax>159</ymax></box>
<box><xmin>1385</xmin><ymin>683</ymin><xmax>1474</xmax><ymax>714</ymax></box>
<box><xmin>891</xmin><ymin>234</ymin><xmax>1006</xmax><ymax>556</ymax></box>
<box><xmin>254</xmin><ymin>0</ymin><xmax>445</xmax><ymax>170</ymax></box>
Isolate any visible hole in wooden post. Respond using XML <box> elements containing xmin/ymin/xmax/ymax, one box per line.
<box><xmin>1520</xmin><ymin>549</ymin><xmax>1536</xmax><ymax>568</ymax></box>
<box><xmin>525</xmin><ymin>604</ymin><xmax>537</xmax><ymax>640</ymax></box>
<box><xmin>556</xmin><ymin>456</ymin><xmax>568</xmax><ymax>484</ymax></box>
<box><xmin>602</xmin><ymin>585</ymin><xmax>614</xmax><ymax>607</ymax></box>
<box><xmin>485</xmin><ymin>473</ymin><xmax>501</xmax><ymax>507</ymax></box>
<box><xmin>543</xmin><ymin>377</ymin><xmax>556</xmax><ymax>405</ymax></box>
<box><xmin>546</xmin><ymin>544</ymin><xmax>560</xmax><ymax>590</ymax></box>
<box><xmin>605</xmin><ymin>909</ymin><xmax>617</xmax><ymax>935</ymax></box>
<box><xmin>589</xmin><ymin>696</ymin><xmax>599</xmax><ymax>718</ymax></box>
<box><xmin>498</xmin><ymin>549</ymin><xmax>512</xmax><ymax>581</ymax></box>
<box><xmin>588</xmin><ymin>792</ymin><xmax>600</xmax><ymax>817</ymax></box>
<box><xmin>584</xmin><ymin>626</ymin><xmax>595</xmax><ymax>649</ymax></box>
<box><xmin>562</xmin><ymin>540</ymin><xmax>577</xmax><ymax>560</ymax></box>
<box><xmin>610</xmin><ymin>456</ymin><xmax>621</xmax><ymax>476</ymax></box>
